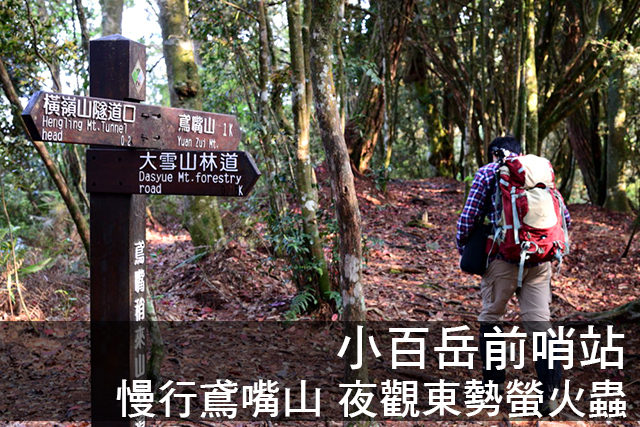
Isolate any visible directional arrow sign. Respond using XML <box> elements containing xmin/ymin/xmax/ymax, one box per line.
<box><xmin>86</xmin><ymin>148</ymin><xmax>260</xmax><ymax>196</ymax></box>
<box><xmin>22</xmin><ymin>91</ymin><xmax>242</xmax><ymax>151</ymax></box>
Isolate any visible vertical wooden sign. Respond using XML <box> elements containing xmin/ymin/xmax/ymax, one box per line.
<box><xmin>89</xmin><ymin>35</ymin><xmax>147</xmax><ymax>427</ymax></box>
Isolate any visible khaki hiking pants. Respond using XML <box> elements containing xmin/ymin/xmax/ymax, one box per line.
<box><xmin>479</xmin><ymin>259</ymin><xmax>553</xmax><ymax>333</ymax></box>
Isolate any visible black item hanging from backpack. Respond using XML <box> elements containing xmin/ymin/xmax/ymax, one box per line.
<box><xmin>460</xmin><ymin>223</ymin><xmax>491</xmax><ymax>275</ymax></box>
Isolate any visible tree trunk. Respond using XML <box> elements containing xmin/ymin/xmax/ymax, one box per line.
<box><xmin>443</xmin><ymin>96</ymin><xmax>457</xmax><ymax>178</ymax></box>
<box><xmin>64</xmin><ymin>146</ymin><xmax>90</xmax><ymax>212</ymax></box>
<box><xmin>603</xmin><ymin>64</ymin><xmax>630</xmax><ymax>212</ymax></box>
<box><xmin>464</xmin><ymin>0</ymin><xmax>479</xmax><ymax>189</ymax></box>
<box><xmin>157</xmin><ymin>0</ymin><xmax>225</xmax><ymax>249</ymax></box>
<box><xmin>310</xmin><ymin>0</ymin><xmax>368</xmax><ymax>385</ymax></box>
<box><xmin>0</xmin><ymin>57</ymin><xmax>90</xmax><ymax>258</ymax></box>
<box><xmin>517</xmin><ymin>0</ymin><xmax>528</xmax><ymax>143</ymax></box>
<box><xmin>601</xmin><ymin>9</ymin><xmax>631</xmax><ymax>212</ymax></box>
<box><xmin>158</xmin><ymin>0</ymin><xmax>202</xmax><ymax>110</ymax></box>
<box><xmin>302</xmin><ymin>0</ymin><xmax>314</xmax><ymax>117</ymax></box>
<box><xmin>382</xmin><ymin>71</ymin><xmax>401</xmax><ymax>189</ymax></box>
<box><xmin>287</xmin><ymin>0</ymin><xmax>331</xmax><ymax>298</ymax></box>
<box><xmin>266</xmin><ymin>8</ymin><xmax>294</xmax><ymax>138</ymax></box>
<box><xmin>538</xmin><ymin>0</ymin><xmax>640</xmax><ymax>140</ymax></box>
<box><xmin>345</xmin><ymin>0</ymin><xmax>415</xmax><ymax>173</ymax></box>
<box><xmin>335</xmin><ymin>0</ymin><xmax>347</xmax><ymax>131</ymax></box>
<box><xmin>407</xmin><ymin>46</ymin><xmax>454</xmax><ymax>177</ymax></box>
<box><xmin>74</xmin><ymin>0</ymin><xmax>91</xmax><ymax>55</ymax></box>
<box><xmin>99</xmin><ymin>0</ymin><xmax>124</xmax><ymax>36</ymax></box>
<box><xmin>555</xmin><ymin>136</ymin><xmax>576</xmax><ymax>201</ymax></box>
<box><xmin>523</xmin><ymin>0</ymin><xmax>539</xmax><ymax>155</ymax></box>
<box><xmin>562</xmin><ymin>2</ymin><xmax>605</xmax><ymax>205</ymax></box>
<box><xmin>511</xmin><ymin>0</ymin><xmax>525</xmax><ymax>140</ymax></box>
<box><xmin>479</xmin><ymin>0</ymin><xmax>491</xmax><ymax>156</ymax></box>
<box><xmin>566</xmin><ymin>99</ymin><xmax>604</xmax><ymax>205</ymax></box>
<box><xmin>71</xmin><ymin>0</ymin><xmax>91</xmax><ymax>211</ymax></box>
<box><xmin>257</xmin><ymin>0</ymin><xmax>286</xmax><ymax>223</ymax></box>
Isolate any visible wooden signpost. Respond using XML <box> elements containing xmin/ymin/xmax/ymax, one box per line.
<box><xmin>20</xmin><ymin>34</ymin><xmax>260</xmax><ymax>426</ymax></box>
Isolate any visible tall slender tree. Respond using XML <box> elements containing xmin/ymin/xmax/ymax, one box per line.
<box><xmin>464</xmin><ymin>0</ymin><xmax>478</xmax><ymax>186</ymax></box>
<box><xmin>286</xmin><ymin>0</ymin><xmax>331</xmax><ymax>297</ymax></box>
<box><xmin>310</xmin><ymin>0</ymin><xmax>367</xmax><ymax>385</ymax></box>
<box><xmin>157</xmin><ymin>0</ymin><xmax>225</xmax><ymax>250</ymax></box>
<box><xmin>257</xmin><ymin>0</ymin><xmax>286</xmax><ymax>222</ymax></box>
<box><xmin>523</xmin><ymin>0</ymin><xmax>539</xmax><ymax>154</ymax></box>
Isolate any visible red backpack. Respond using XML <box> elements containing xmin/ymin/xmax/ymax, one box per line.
<box><xmin>488</xmin><ymin>154</ymin><xmax>570</xmax><ymax>286</ymax></box>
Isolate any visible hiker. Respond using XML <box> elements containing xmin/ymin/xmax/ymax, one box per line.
<box><xmin>456</xmin><ymin>135</ymin><xmax>571</xmax><ymax>416</ymax></box>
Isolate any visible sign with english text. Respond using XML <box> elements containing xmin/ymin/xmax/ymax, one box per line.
<box><xmin>86</xmin><ymin>148</ymin><xmax>260</xmax><ymax>197</ymax></box>
<box><xmin>22</xmin><ymin>91</ymin><xmax>242</xmax><ymax>151</ymax></box>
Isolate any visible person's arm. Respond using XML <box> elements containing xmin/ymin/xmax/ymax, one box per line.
<box><xmin>456</xmin><ymin>167</ymin><xmax>492</xmax><ymax>255</ymax></box>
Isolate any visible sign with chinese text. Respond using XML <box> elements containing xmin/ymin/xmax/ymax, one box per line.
<box><xmin>86</xmin><ymin>148</ymin><xmax>260</xmax><ymax>197</ymax></box>
<box><xmin>22</xmin><ymin>91</ymin><xmax>242</xmax><ymax>151</ymax></box>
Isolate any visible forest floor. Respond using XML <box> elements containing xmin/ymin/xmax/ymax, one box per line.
<box><xmin>10</xmin><ymin>175</ymin><xmax>640</xmax><ymax>323</ymax></box>
<box><xmin>140</xmin><ymin>174</ymin><xmax>640</xmax><ymax>324</ymax></box>
<box><xmin>2</xmin><ymin>174</ymin><xmax>640</xmax><ymax>426</ymax></box>
<box><xmin>109</xmin><ymin>175</ymin><xmax>640</xmax><ymax>324</ymax></box>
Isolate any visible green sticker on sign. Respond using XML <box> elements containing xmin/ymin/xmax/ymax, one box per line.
<box><xmin>132</xmin><ymin>60</ymin><xmax>144</xmax><ymax>90</ymax></box>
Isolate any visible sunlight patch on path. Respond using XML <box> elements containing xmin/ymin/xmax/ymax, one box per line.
<box><xmin>146</xmin><ymin>227</ymin><xmax>191</xmax><ymax>244</ymax></box>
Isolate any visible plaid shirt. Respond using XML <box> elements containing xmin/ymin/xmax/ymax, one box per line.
<box><xmin>456</xmin><ymin>158</ymin><xmax>571</xmax><ymax>255</ymax></box>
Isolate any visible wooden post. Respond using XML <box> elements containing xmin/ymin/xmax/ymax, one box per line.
<box><xmin>89</xmin><ymin>35</ymin><xmax>147</xmax><ymax>426</ymax></box>
<box><xmin>17</xmin><ymin>32</ymin><xmax>257</xmax><ymax>425</ymax></box>
<box><xmin>17</xmin><ymin>31</ymin><xmax>256</xmax><ymax>424</ymax></box>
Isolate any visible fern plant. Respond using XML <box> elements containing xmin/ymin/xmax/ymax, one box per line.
<box><xmin>325</xmin><ymin>290</ymin><xmax>343</xmax><ymax>316</ymax></box>
<box><xmin>285</xmin><ymin>289</ymin><xmax>318</xmax><ymax>321</ymax></box>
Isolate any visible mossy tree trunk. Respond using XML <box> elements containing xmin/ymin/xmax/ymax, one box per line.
<box><xmin>310</xmin><ymin>0</ymin><xmax>368</xmax><ymax>386</ymax></box>
<box><xmin>98</xmin><ymin>0</ymin><xmax>123</xmax><ymax>36</ymax></box>
<box><xmin>601</xmin><ymin>9</ymin><xmax>631</xmax><ymax>212</ymax></box>
<box><xmin>603</xmin><ymin>65</ymin><xmax>630</xmax><ymax>212</ymax></box>
<box><xmin>406</xmin><ymin>46</ymin><xmax>454</xmax><ymax>177</ymax></box>
<box><xmin>286</xmin><ymin>0</ymin><xmax>331</xmax><ymax>298</ymax></box>
<box><xmin>157</xmin><ymin>0</ymin><xmax>225</xmax><ymax>251</ymax></box>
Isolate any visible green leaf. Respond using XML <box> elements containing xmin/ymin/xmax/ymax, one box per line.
<box><xmin>174</xmin><ymin>250</ymin><xmax>210</xmax><ymax>269</ymax></box>
<box><xmin>19</xmin><ymin>257</ymin><xmax>53</xmax><ymax>275</ymax></box>
<box><xmin>364</xmin><ymin>67</ymin><xmax>383</xmax><ymax>85</ymax></box>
